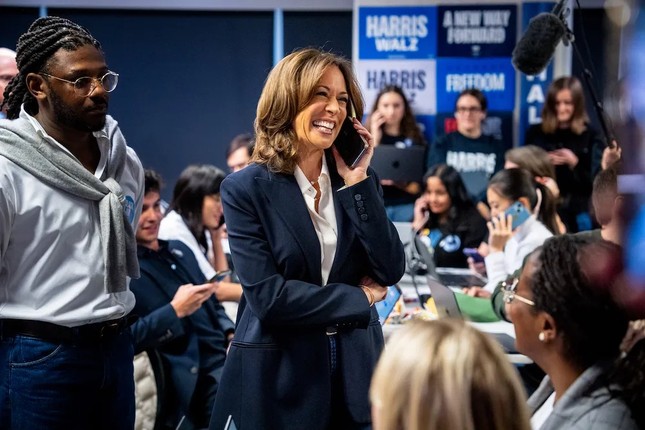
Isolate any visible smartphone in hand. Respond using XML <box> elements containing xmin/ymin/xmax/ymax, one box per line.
<box><xmin>503</xmin><ymin>201</ymin><xmax>531</xmax><ymax>230</ymax></box>
<box><xmin>463</xmin><ymin>248</ymin><xmax>484</xmax><ymax>263</ymax></box>
<box><xmin>333</xmin><ymin>100</ymin><xmax>368</xmax><ymax>168</ymax></box>
<box><xmin>208</xmin><ymin>270</ymin><xmax>232</xmax><ymax>283</ymax></box>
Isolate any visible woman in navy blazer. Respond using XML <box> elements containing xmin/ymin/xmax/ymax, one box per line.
<box><xmin>209</xmin><ymin>48</ymin><xmax>405</xmax><ymax>430</ymax></box>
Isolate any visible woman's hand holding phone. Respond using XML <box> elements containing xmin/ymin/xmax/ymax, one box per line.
<box><xmin>412</xmin><ymin>195</ymin><xmax>430</xmax><ymax>231</ymax></box>
<box><xmin>368</xmin><ymin>110</ymin><xmax>386</xmax><ymax>146</ymax></box>
<box><xmin>170</xmin><ymin>283</ymin><xmax>213</xmax><ymax>318</ymax></box>
<box><xmin>332</xmin><ymin>118</ymin><xmax>374</xmax><ymax>187</ymax></box>
<box><xmin>487</xmin><ymin>214</ymin><xmax>514</xmax><ymax>253</ymax></box>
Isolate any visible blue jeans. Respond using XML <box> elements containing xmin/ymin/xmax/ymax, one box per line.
<box><xmin>0</xmin><ymin>330</ymin><xmax>135</xmax><ymax>430</ymax></box>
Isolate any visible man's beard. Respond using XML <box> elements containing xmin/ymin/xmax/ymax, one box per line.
<box><xmin>49</xmin><ymin>88</ymin><xmax>106</xmax><ymax>132</ymax></box>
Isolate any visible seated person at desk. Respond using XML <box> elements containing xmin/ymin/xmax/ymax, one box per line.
<box><xmin>505</xmin><ymin>235</ymin><xmax>642</xmax><ymax>430</ymax></box>
<box><xmin>130</xmin><ymin>170</ymin><xmax>235</xmax><ymax>429</ymax></box>
<box><xmin>411</xmin><ymin>164</ymin><xmax>487</xmax><ymax>268</ymax></box>
<box><xmin>370</xmin><ymin>319</ymin><xmax>531</xmax><ymax>430</ymax></box>
<box><xmin>368</xmin><ymin>85</ymin><xmax>426</xmax><ymax>222</ymax></box>
<box><xmin>159</xmin><ymin>164</ymin><xmax>242</xmax><ymax>304</ymax></box>
<box><xmin>428</xmin><ymin>88</ymin><xmax>505</xmax><ymax>217</ymax></box>
<box><xmin>467</xmin><ymin>168</ymin><xmax>557</xmax><ymax>297</ymax></box>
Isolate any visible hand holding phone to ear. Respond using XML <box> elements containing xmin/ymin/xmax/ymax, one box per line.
<box><xmin>487</xmin><ymin>214</ymin><xmax>514</xmax><ymax>253</ymax></box>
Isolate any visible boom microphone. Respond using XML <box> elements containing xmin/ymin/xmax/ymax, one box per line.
<box><xmin>512</xmin><ymin>0</ymin><xmax>568</xmax><ymax>75</ymax></box>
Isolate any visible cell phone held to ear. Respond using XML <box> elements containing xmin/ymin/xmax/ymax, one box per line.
<box><xmin>503</xmin><ymin>201</ymin><xmax>531</xmax><ymax>230</ymax></box>
<box><xmin>333</xmin><ymin>101</ymin><xmax>368</xmax><ymax>168</ymax></box>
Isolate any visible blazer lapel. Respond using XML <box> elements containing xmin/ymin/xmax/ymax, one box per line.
<box><xmin>327</xmin><ymin>153</ymin><xmax>354</xmax><ymax>280</ymax></box>
<box><xmin>255</xmin><ymin>172</ymin><xmax>322</xmax><ymax>285</ymax></box>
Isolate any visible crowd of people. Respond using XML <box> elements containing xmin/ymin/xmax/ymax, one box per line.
<box><xmin>0</xmin><ymin>14</ymin><xmax>642</xmax><ymax>430</ymax></box>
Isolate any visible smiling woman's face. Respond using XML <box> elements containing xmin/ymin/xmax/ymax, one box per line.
<box><xmin>293</xmin><ymin>65</ymin><xmax>348</xmax><ymax>153</ymax></box>
<box><xmin>202</xmin><ymin>194</ymin><xmax>222</xmax><ymax>230</ymax></box>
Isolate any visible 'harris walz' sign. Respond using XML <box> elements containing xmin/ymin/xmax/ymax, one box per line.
<box><xmin>359</xmin><ymin>6</ymin><xmax>437</xmax><ymax>59</ymax></box>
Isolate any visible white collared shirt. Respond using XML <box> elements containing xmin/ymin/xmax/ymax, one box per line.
<box><xmin>294</xmin><ymin>156</ymin><xmax>338</xmax><ymax>285</ymax></box>
<box><xmin>0</xmin><ymin>106</ymin><xmax>143</xmax><ymax>327</ymax></box>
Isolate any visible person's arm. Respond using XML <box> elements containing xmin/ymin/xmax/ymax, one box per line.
<box><xmin>221</xmin><ymin>173</ymin><xmax>403</xmax><ymax>329</ymax></box>
<box><xmin>130</xmin><ymin>303</ymin><xmax>186</xmax><ymax>354</ymax></box>
<box><xmin>0</xmin><ymin>161</ymin><xmax>14</xmax><ymax>264</ymax></box>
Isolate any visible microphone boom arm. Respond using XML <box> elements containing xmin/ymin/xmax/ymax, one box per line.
<box><xmin>561</xmin><ymin>14</ymin><xmax>616</xmax><ymax>148</ymax></box>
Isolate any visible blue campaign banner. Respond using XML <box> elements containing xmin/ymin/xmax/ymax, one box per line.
<box><xmin>358</xmin><ymin>6</ymin><xmax>437</xmax><ymax>60</ymax></box>
<box><xmin>437</xmin><ymin>4</ymin><xmax>517</xmax><ymax>57</ymax></box>
<box><xmin>518</xmin><ymin>2</ymin><xmax>556</xmax><ymax>145</ymax></box>
<box><xmin>436</xmin><ymin>58</ymin><xmax>516</xmax><ymax>112</ymax></box>
<box><xmin>415</xmin><ymin>114</ymin><xmax>435</xmax><ymax>148</ymax></box>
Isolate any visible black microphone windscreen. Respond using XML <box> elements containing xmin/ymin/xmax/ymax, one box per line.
<box><xmin>512</xmin><ymin>12</ymin><xmax>566</xmax><ymax>75</ymax></box>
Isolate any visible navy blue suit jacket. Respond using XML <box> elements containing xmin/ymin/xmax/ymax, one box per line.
<box><xmin>210</xmin><ymin>157</ymin><xmax>405</xmax><ymax>430</ymax></box>
<box><xmin>130</xmin><ymin>240</ymin><xmax>235</xmax><ymax>420</ymax></box>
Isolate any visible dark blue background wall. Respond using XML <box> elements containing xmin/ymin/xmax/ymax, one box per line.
<box><xmin>0</xmin><ymin>6</ymin><xmax>352</xmax><ymax>199</ymax></box>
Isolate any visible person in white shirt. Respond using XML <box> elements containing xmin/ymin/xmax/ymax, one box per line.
<box><xmin>0</xmin><ymin>16</ymin><xmax>143</xmax><ymax>429</ymax></box>
<box><xmin>158</xmin><ymin>164</ymin><xmax>243</xmax><ymax>305</ymax></box>
<box><xmin>466</xmin><ymin>168</ymin><xmax>557</xmax><ymax>297</ymax></box>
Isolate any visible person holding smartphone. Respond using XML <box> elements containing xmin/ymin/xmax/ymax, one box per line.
<box><xmin>130</xmin><ymin>170</ymin><xmax>235</xmax><ymax>429</ymax></box>
<box><xmin>158</xmin><ymin>164</ymin><xmax>242</xmax><ymax>305</ymax></box>
<box><xmin>368</xmin><ymin>85</ymin><xmax>427</xmax><ymax>222</ymax></box>
<box><xmin>411</xmin><ymin>164</ymin><xmax>487</xmax><ymax>268</ymax></box>
<box><xmin>467</xmin><ymin>168</ymin><xmax>557</xmax><ymax>297</ymax></box>
<box><xmin>209</xmin><ymin>48</ymin><xmax>405</xmax><ymax>430</ymax></box>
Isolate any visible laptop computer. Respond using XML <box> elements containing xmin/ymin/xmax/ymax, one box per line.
<box><xmin>426</xmin><ymin>276</ymin><xmax>518</xmax><ymax>354</ymax></box>
<box><xmin>412</xmin><ymin>234</ymin><xmax>486</xmax><ymax>287</ymax></box>
<box><xmin>371</xmin><ymin>145</ymin><xmax>426</xmax><ymax>183</ymax></box>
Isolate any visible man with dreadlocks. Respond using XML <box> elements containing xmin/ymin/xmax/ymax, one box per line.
<box><xmin>0</xmin><ymin>16</ymin><xmax>143</xmax><ymax>429</ymax></box>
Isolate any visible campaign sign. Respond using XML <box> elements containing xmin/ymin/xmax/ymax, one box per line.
<box><xmin>436</xmin><ymin>58</ymin><xmax>516</xmax><ymax>112</ymax></box>
<box><xmin>357</xmin><ymin>59</ymin><xmax>437</xmax><ymax>116</ymax></box>
<box><xmin>358</xmin><ymin>6</ymin><xmax>437</xmax><ymax>60</ymax></box>
<box><xmin>518</xmin><ymin>2</ymin><xmax>556</xmax><ymax>144</ymax></box>
<box><xmin>437</xmin><ymin>4</ymin><xmax>517</xmax><ymax>57</ymax></box>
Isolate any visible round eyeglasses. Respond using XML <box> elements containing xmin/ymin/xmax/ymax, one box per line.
<box><xmin>501</xmin><ymin>278</ymin><xmax>535</xmax><ymax>306</ymax></box>
<box><xmin>40</xmin><ymin>71</ymin><xmax>119</xmax><ymax>97</ymax></box>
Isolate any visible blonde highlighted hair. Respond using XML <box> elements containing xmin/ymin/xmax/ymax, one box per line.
<box><xmin>251</xmin><ymin>47</ymin><xmax>364</xmax><ymax>174</ymax></box>
<box><xmin>541</xmin><ymin>76</ymin><xmax>589</xmax><ymax>134</ymax></box>
<box><xmin>370</xmin><ymin>320</ymin><xmax>530</xmax><ymax>430</ymax></box>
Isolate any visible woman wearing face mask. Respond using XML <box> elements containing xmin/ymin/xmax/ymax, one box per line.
<box><xmin>209</xmin><ymin>48</ymin><xmax>405</xmax><ymax>430</ymax></box>
<box><xmin>524</xmin><ymin>76</ymin><xmax>605</xmax><ymax>233</ymax></box>
<box><xmin>158</xmin><ymin>164</ymin><xmax>242</xmax><ymax>303</ymax></box>
<box><xmin>468</xmin><ymin>168</ymin><xmax>558</xmax><ymax>298</ymax></box>
<box><xmin>411</xmin><ymin>164</ymin><xmax>487</xmax><ymax>268</ymax></box>
<box><xmin>368</xmin><ymin>85</ymin><xmax>426</xmax><ymax>222</ymax></box>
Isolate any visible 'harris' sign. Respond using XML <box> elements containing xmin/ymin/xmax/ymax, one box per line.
<box><xmin>359</xmin><ymin>6</ymin><xmax>437</xmax><ymax>59</ymax></box>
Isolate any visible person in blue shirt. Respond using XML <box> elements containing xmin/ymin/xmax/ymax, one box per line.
<box><xmin>428</xmin><ymin>88</ymin><xmax>505</xmax><ymax>216</ymax></box>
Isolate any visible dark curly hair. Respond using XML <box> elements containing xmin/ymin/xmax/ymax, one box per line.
<box><xmin>1</xmin><ymin>16</ymin><xmax>101</xmax><ymax>119</ymax></box>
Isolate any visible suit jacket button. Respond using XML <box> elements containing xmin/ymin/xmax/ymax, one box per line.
<box><xmin>354</xmin><ymin>194</ymin><xmax>362</xmax><ymax>201</ymax></box>
<box><xmin>360</xmin><ymin>214</ymin><xmax>369</xmax><ymax>221</ymax></box>
<box><xmin>190</xmin><ymin>366</ymin><xmax>198</xmax><ymax>374</ymax></box>
<box><xmin>357</xmin><ymin>207</ymin><xmax>366</xmax><ymax>214</ymax></box>
<box><xmin>356</xmin><ymin>200</ymin><xmax>364</xmax><ymax>207</ymax></box>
